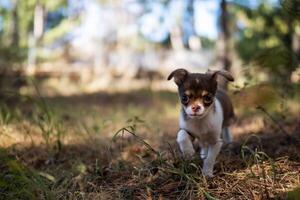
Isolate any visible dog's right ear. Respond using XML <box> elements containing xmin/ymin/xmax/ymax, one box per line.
<box><xmin>167</xmin><ymin>68</ymin><xmax>188</xmax><ymax>86</ymax></box>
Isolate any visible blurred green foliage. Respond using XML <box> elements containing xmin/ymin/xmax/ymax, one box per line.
<box><xmin>287</xmin><ymin>187</ymin><xmax>300</xmax><ymax>200</ymax></box>
<box><xmin>0</xmin><ymin>0</ymin><xmax>67</xmax><ymax>64</ymax></box>
<box><xmin>282</xmin><ymin>0</ymin><xmax>300</xmax><ymax>20</ymax></box>
<box><xmin>0</xmin><ymin>0</ymin><xmax>298</xmax><ymax>82</ymax></box>
<box><xmin>233</xmin><ymin>0</ymin><xmax>299</xmax><ymax>78</ymax></box>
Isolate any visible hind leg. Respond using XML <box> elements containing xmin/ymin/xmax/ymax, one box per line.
<box><xmin>222</xmin><ymin>127</ymin><xmax>232</xmax><ymax>144</ymax></box>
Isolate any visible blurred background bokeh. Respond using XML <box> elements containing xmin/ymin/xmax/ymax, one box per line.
<box><xmin>0</xmin><ymin>0</ymin><xmax>299</xmax><ymax>95</ymax></box>
<box><xmin>0</xmin><ymin>1</ymin><xmax>300</xmax><ymax>199</ymax></box>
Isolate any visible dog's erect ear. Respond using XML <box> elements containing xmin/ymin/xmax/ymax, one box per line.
<box><xmin>167</xmin><ymin>68</ymin><xmax>189</xmax><ymax>86</ymax></box>
<box><xmin>207</xmin><ymin>69</ymin><xmax>234</xmax><ymax>82</ymax></box>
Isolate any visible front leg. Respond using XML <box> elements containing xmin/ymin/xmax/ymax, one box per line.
<box><xmin>200</xmin><ymin>147</ymin><xmax>208</xmax><ymax>159</ymax></box>
<box><xmin>177</xmin><ymin>130</ymin><xmax>195</xmax><ymax>158</ymax></box>
<box><xmin>202</xmin><ymin>139</ymin><xmax>223</xmax><ymax>177</ymax></box>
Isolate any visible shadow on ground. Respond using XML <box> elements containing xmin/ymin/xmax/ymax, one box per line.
<box><xmin>1</xmin><ymin>87</ymin><xmax>300</xmax><ymax>199</ymax></box>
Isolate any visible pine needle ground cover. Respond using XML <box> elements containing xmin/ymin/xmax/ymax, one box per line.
<box><xmin>0</xmin><ymin>85</ymin><xmax>299</xmax><ymax>199</ymax></box>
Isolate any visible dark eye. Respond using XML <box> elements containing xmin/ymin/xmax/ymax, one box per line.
<box><xmin>181</xmin><ymin>94</ymin><xmax>189</xmax><ymax>104</ymax></box>
<box><xmin>203</xmin><ymin>95</ymin><xmax>213</xmax><ymax>103</ymax></box>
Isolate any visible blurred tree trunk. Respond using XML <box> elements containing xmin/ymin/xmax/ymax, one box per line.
<box><xmin>11</xmin><ymin>0</ymin><xmax>19</xmax><ymax>47</ymax></box>
<box><xmin>289</xmin><ymin>20</ymin><xmax>300</xmax><ymax>65</ymax></box>
<box><xmin>219</xmin><ymin>0</ymin><xmax>232</xmax><ymax>89</ymax></box>
<box><xmin>292</xmin><ymin>32</ymin><xmax>300</xmax><ymax>61</ymax></box>
<box><xmin>283</xmin><ymin>0</ymin><xmax>300</xmax><ymax>65</ymax></box>
<box><xmin>170</xmin><ymin>25</ymin><xmax>184</xmax><ymax>50</ymax></box>
<box><xmin>34</xmin><ymin>2</ymin><xmax>45</xmax><ymax>41</ymax></box>
<box><xmin>182</xmin><ymin>0</ymin><xmax>195</xmax><ymax>50</ymax></box>
<box><xmin>28</xmin><ymin>2</ymin><xmax>46</xmax><ymax>74</ymax></box>
<box><xmin>284</xmin><ymin>16</ymin><xmax>298</xmax><ymax>82</ymax></box>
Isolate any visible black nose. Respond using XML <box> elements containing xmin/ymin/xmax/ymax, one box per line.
<box><xmin>191</xmin><ymin>105</ymin><xmax>200</xmax><ymax>112</ymax></box>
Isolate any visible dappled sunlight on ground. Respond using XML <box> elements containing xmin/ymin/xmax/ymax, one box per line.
<box><xmin>1</xmin><ymin>84</ymin><xmax>300</xmax><ymax>199</ymax></box>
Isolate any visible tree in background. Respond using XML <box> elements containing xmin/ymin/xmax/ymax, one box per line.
<box><xmin>0</xmin><ymin>0</ymin><xmax>298</xmax><ymax>85</ymax></box>
<box><xmin>0</xmin><ymin>0</ymin><xmax>68</xmax><ymax>100</ymax></box>
<box><xmin>233</xmin><ymin>0</ymin><xmax>299</xmax><ymax>82</ymax></box>
<box><xmin>182</xmin><ymin>0</ymin><xmax>195</xmax><ymax>49</ymax></box>
<box><xmin>0</xmin><ymin>0</ymin><xmax>67</xmax><ymax>50</ymax></box>
<box><xmin>218</xmin><ymin>0</ymin><xmax>233</xmax><ymax>88</ymax></box>
<box><xmin>282</xmin><ymin>0</ymin><xmax>300</xmax><ymax>62</ymax></box>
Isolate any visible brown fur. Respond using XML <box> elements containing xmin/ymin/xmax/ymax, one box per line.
<box><xmin>168</xmin><ymin>68</ymin><xmax>235</xmax><ymax>127</ymax></box>
<box><xmin>216</xmin><ymin>89</ymin><xmax>235</xmax><ymax>127</ymax></box>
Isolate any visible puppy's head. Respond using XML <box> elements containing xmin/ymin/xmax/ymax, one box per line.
<box><xmin>168</xmin><ymin>68</ymin><xmax>234</xmax><ymax>119</ymax></box>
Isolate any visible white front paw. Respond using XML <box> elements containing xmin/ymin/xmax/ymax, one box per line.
<box><xmin>177</xmin><ymin>130</ymin><xmax>195</xmax><ymax>159</ymax></box>
<box><xmin>182</xmin><ymin>147</ymin><xmax>195</xmax><ymax>158</ymax></box>
<box><xmin>203</xmin><ymin>161</ymin><xmax>214</xmax><ymax>177</ymax></box>
<box><xmin>200</xmin><ymin>148</ymin><xmax>208</xmax><ymax>159</ymax></box>
<box><xmin>202</xmin><ymin>167</ymin><xmax>214</xmax><ymax>177</ymax></box>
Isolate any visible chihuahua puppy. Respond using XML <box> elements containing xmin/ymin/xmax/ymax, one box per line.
<box><xmin>168</xmin><ymin>68</ymin><xmax>235</xmax><ymax>177</ymax></box>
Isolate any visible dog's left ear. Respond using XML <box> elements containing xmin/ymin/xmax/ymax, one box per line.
<box><xmin>207</xmin><ymin>69</ymin><xmax>234</xmax><ymax>82</ymax></box>
<box><xmin>167</xmin><ymin>68</ymin><xmax>189</xmax><ymax>86</ymax></box>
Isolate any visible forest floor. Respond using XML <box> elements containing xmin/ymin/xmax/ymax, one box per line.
<box><xmin>0</xmin><ymin>83</ymin><xmax>300</xmax><ymax>200</ymax></box>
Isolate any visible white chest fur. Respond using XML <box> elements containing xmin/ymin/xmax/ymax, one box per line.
<box><xmin>179</xmin><ymin>98</ymin><xmax>224</xmax><ymax>146</ymax></box>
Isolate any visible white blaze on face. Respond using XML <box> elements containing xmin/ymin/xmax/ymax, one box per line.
<box><xmin>181</xmin><ymin>90</ymin><xmax>215</xmax><ymax>118</ymax></box>
<box><xmin>184</xmin><ymin>102</ymin><xmax>205</xmax><ymax>117</ymax></box>
<box><xmin>183</xmin><ymin>102</ymin><xmax>215</xmax><ymax>119</ymax></box>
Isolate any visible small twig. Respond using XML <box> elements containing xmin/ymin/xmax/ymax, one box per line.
<box><xmin>113</xmin><ymin>127</ymin><xmax>160</xmax><ymax>156</ymax></box>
